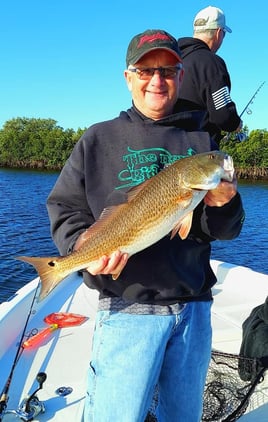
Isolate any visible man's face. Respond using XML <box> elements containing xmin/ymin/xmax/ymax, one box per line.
<box><xmin>124</xmin><ymin>49</ymin><xmax>184</xmax><ymax>120</ymax></box>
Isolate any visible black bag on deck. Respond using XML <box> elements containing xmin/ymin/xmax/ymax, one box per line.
<box><xmin>239</xmin><ymin>296</ymin><xmax>268</xmax><ymax>381</ymax></box>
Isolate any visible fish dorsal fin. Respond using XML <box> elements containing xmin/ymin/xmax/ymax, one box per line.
<box><xmin>170</xmin><ymin>211</ymin><xmax>193</xmax><ymax>240</ymax></box>
<box><xmin>87</xmin><ymin>203</ymin><xmax>127</xmax><ymax>236</ymax></box>
<box><xmin>126</xmin><ymin>180</ymin><xmax>151</xmax><ymax>202</ymax></box>
<box><xmin>84</xmin><ymin>182</ymin><xmax>151</xmax><ymax>238</ymax></box>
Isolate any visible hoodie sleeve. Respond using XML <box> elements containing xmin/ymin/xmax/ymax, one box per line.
<box><xmin>202</xmin><ymin>55</ymin><xmax>241</xmax><ymax>132</ymax></box>
<box><xmin>192</xmin><ymin>192</ymin><xmax>245</xmax><ymax>241</ymax></box>
<box><xmin>46</xmin><ymin>136</ymin><xmax>94</xmax><ymax>256</ymax></box>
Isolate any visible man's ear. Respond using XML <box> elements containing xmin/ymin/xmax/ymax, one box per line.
<box><xmin>179</xmin><ymin>68</ymin><xmax>184</xmax><ymax>83</ymax></box>
<box><xmin>124</xmin><ymin>70</ymin><xmax>133</xmax><ymax>92</ymax></box>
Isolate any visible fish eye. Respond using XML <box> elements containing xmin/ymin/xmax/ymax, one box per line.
<box><xmin>208</xmin><ymin>153</ymin><xmax>216</xmax><ymax>160</ymax></box>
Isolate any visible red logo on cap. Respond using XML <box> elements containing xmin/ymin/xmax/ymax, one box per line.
<box><xmin>138</xmin><ymin>33</ymin><xmax>171</xmax><ymax>48</ymax></box>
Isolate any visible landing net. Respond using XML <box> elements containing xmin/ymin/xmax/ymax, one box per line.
<box><xmin>145</xmin><ymin>350</ymin><xmax>268</xmax><ymax>422</ymax></box>
<box><xmin>202</xmin><ymin>350</ymin><xmax>267</xmax><ymax>421</ymax></box>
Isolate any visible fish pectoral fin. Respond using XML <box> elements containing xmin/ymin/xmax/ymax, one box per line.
<box><xmin>178</xmin><ymin>212</ymin><xmax>193</xmax><ymax>239</ymax></box>
<box><xmin>176</xmin><ymin>190</ymin><xmax>193</xmax><ymax>204</ymax></box>
<box><xmin>170</xmin><ymin>211</ymin><xmax>193</xmax><ymax>240</ymax></box>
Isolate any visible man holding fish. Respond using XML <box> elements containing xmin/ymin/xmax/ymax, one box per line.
<box><xmin>27</xmin><ymin>29</ymin><xmax>245</xmax><ymax>421</ymax></box>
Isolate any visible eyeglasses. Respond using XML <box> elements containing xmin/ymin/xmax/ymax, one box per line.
<box><xmin>128</xmin><ymin>64</ymin><xmax>183</xmax><ymax>80</ymax></box>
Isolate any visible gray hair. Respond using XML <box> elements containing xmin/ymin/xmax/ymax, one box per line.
<box><xmin>193</xmin><ymin>29</ymin><xmax>217</xmax><ymax>39</ymax></box>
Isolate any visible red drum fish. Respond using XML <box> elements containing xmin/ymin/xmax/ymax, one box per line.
<box><xmin>17</xmin><ymin>151</ymin><xmax>234</xmax><ymax>301</ymax></box>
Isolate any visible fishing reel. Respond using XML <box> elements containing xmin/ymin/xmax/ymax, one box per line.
<box><xmin>221</xmin><ymin>131</ymin><xmax>247</xmax><ymax>143</ymax></box>
<box><xmin>17</xmin><ymin>372</ymin><xmax>46</xmax><ymax>421</ymax></box>
<box><xmin>3</xmin><ymin>372</ymin><xmax>46</xmax><ymax>421</ymax></box>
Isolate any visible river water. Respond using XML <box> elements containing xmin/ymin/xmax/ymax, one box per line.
<box><xmin>0</xmin><ymin>168</ymin><xmax>268</xmax><ymax>303</ymax></box>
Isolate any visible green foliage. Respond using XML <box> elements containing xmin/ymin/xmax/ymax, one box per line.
<box><xmin>0</xmin><ymin>117</ymin><xmax>87</xmax><ymax>170</ymax></box>
<box><xmin>220</xmin><ymin>129</ymin><xmax>268</xmax><ymax>168</ymax></box>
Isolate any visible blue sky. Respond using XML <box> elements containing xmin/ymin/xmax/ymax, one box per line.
<box><xmin>1</xmin><ymin>0</ymin><xmax>267</xmax><ymax>133</ymax></box>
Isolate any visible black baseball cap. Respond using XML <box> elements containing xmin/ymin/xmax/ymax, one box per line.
<box><xmin>126</xmin><ymin>29</ymin><xmax>182</xmax><ymax>67</ymax></box>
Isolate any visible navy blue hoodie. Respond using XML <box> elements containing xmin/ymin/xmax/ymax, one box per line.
<box><xmin>177</xmin><ymin>37</ymin><xmax>241</xmax><ymax>142</ymax></box>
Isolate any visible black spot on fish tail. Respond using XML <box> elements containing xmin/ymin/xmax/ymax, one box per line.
<box><xmin>16</xmin><ymin>256</ymin><xmax>69</xmax><ymax>301</ymax></box>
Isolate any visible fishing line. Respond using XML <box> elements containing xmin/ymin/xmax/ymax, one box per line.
<box><xmin>0</xmin><ymin>278</ymin><xmax>40</xmax><ymax>421</ymax></box>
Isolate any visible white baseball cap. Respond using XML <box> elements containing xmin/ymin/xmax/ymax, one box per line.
<box><xmin>193</xmin><ymin>6</ymin><xmax>232</xmax><ymax>33</ymax></box>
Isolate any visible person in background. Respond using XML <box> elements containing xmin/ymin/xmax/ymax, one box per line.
<box><xmin>46</xmin><ymin>29</ymin><xmax>244</xmax><ymax>422</ymax></box>
<box><xmin>176</xmin><ymin>5</ymin><xmax>244</xmax><ymax>143</ymax></box>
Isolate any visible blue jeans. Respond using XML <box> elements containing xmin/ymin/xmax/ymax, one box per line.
<box><xmin>83</xmin><ymin>301</ymin><xmax>212</xmax><ymax>422</ymax></box>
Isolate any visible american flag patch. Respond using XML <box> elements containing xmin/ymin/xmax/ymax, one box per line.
<box><xmin>212</xmin><ymin>86</ymin><xmax>232</xmax><ymax>110</ymax></box>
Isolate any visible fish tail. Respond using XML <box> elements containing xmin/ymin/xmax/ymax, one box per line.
<box><xmin>16</xmin><ymin>256</ymin><xmax>68</xmax><ymax>301</ymax></box>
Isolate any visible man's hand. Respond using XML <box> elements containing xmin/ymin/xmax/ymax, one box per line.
<box><xmin>204</xmin><ymin>175</ymin><xmax>237</xmax><ymax>207</ymax></box>
<box><xmin>236</xmin><ymin>132</ymin><xmax>247</xmax><ymax>142</ymax></box>
<box><xmin>85</xmin><ymin>251</ymin><xmax>129</xmax><ymax>278</ymax></box>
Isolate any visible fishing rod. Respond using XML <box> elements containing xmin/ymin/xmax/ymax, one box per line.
<box><xmin>239</xmin><ymin>81</ymin><xmax>265</xmax><ymax>119</ymax></box>
<box><xmin>223</xmin><ymin>81</ymin><xmax>266</xmax><ymax>142</ymax></box>
<box><xmin>0</xmin><ymin>280</ymin><xmax>40</xmax><ymax>421</ymax></box>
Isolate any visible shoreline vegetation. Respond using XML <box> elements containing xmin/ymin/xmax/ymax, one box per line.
<box><xmin>0</xmin><ymin>117</ymin><xmax>267</xmax><ymax>180</ymax></box>
<box><xmin>236</xmin><ymin>167</ymin><xmax>268</xmax><ymax>180</ymax></box>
